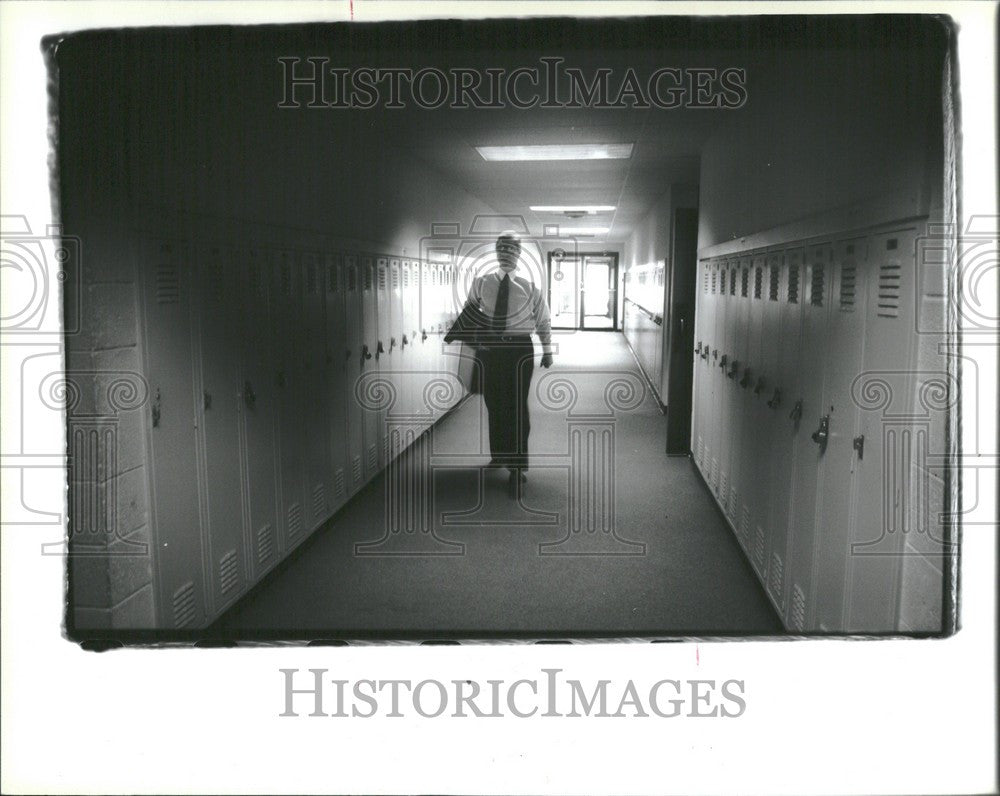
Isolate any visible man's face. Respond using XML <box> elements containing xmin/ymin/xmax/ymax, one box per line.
<box><xmin>496</xmin><ymin>239</ymin><xmax>521</xmax><ymax>271</ymax></box>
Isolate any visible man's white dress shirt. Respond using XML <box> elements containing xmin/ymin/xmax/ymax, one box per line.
<box><xmin>469</xmin><ymin>268</ymin><xmax>553</xmax><ymax>354</ymax></box>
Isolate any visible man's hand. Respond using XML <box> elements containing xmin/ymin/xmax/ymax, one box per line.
<box><xmin>540</xmin><ymin>352</ymin><xmax>553</xmax><ymax>369</ymax></box>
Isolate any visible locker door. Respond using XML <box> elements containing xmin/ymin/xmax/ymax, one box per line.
<box><xmin>361</xmin><ymin>255</ymin><xmax>381</xmax><ymax>480</ymax></box>
<box><xmin>271</xmin><ymin>249</ymin><xmax>306</xmax><ymax>551</ymax></box>
<box><xmin>813</xmin><ymin>237</ymin><xmax>870</xmax><ymax>631</ymax></box>
<box><xmin>141</xmin><ymin>239</ymin><xmax>206</xmax><ymax>629</ymax></box>
<box><xmin>766</xmin><ymin>249</ymin><xmax>804</xmax><ymax>622</ymax></box>
<box><xmin>706</xmin><ymin>260</ymin><xmax>723</xmax><ymax>491</ymax></box>
<box><xmin>714</xmin><ymin>259</ymin><xmax>735</xmax><ymax>499</ymax></box>
<box><xmin>756</xmin><ymin>252</ymin><xmax>784</xmax><ymax>607</ymax></box>
<box><xmin>376</xmin><ymin>257</ymin><xmax>392</xmax><ymax>466</ymax></box>
<box><xmin>848</xmin><ymin>227</ymin><xmax>919</xmax><ymax>631</ymax></box>
<box><xmin>728</xmin><ymin>257</ymin><xmax>751</xmax><ymax>551</ymax></box>
<box><xmin>741</xmin><ymin>254</ymin><xmax>769</xmax><ymax>576</ymax></box>
<box><xmin>387</xmin><ymin>257</ymin><xmax>404</xmax><ymax>458</ymax></box>
<box><xmin>427</xmin><ymin>263</ymin><xmax>443</xmax><ymax>420</ymax></box>
<box><xmin>691</xmin><ymin>258</ymin><xmax>708</xmax><ymax>471</ymax></box>
<box><xmin>784</xmin><ymin>243</ymin><xmax>834</xmax><ymax>630</ymax></box>
<box><xmin>302</xmin><ymin>251</ymin><xmax>332</xmax><ymax>529</ymax></box>
<box><xmin>343</xmin><ymin>255</ymin><xmax>366</xmax><ymax>494</ymax></box>
<box><xmin>443</xmin><ymin>264</ymin><xmax>460</xmax><ymax>401</ymax></box>
<box><xmin>194</xmin><ymin>244</ymin><xmax>247</xmax><ymax>617</ymax></box>
<box><xmin>398</xmin><ymin>261</ymin><xmax>412</xmax><ymax>423</ymax></box>
<box><xmin>324</xmin><ymin>253</ymin><xmax>349</xmax><ymax>511</ymax></box>
<box><xmin>238</xmin><ymin>248</ymin><xmax>281</xmax><ymax>581</ymax></box>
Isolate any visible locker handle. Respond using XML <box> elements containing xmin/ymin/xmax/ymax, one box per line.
<box><xmin>401</xmin><ymin>334</ymin><xmax>408</xmax><ymax>348</ymax></box>
<box><xmin>700</xmin><ymin>348</ymin><xmax>709</xmax><ymax>361</ymax></box>
<box><xmin>151</xmin><ymin>388</ymin><xmax>161</xmax><ymax>427</ymax></box>
<box><xmin>853</xmin><ymin>434</ymin><xmax>865</xmax><ymax>459</ymax></box>
<box><xmin>421</xmin><ymin>329</ymin><xmax>428</xmax><ymax>342</ymax></box>
<box><xmin>376</xmin><ymin>340</ymin><xmax>385</xmax><ymax>359</ymax></box>
<box><xmin>719</xmin><ymin>354</ymin><xmax>728</xmax><ymax>369</ymax></box>
<box><xmin>695</xmin><ymin>341</ymin><xmax>702</xmax><ymax>354</ymax></box>
<box><xmin>362</xmin><ymin>344</ymin><xmax>372</xmax><ymax>361</ymax></box>
<box><xmin>389</xmin><ymin>337</ymin><xmax>396</xmax><ymax>352</ymax></box>
<box><xmin>789</xmin><ymin>399</ymin><xmax>803</xmax><ymax>422</ymax></box>
<box><xmin>754</xmin><ymin>376</ymin><xmax>766</xmax><ymax>395</ymax></box>
<box><xmin>727</xmin><ymin>359</ymin><xmax>739</xmax><ymax>379</ymax></box>
<box><xmin>811</xmin><ymin>415</ymin><xmax>830</xmax><ymax>451</ymax></box>
<box><xmin>243</xmin><ymin>381</ymin><xmax>256</xmax><ymax>409</ymax></box>
<box><xmin>712</xmin><ymin>348</ymin><xmax>718</xmax><ymax>360</ymax></box>
<box><xmin>739</xmin><ymin>367</ymin><xmax>751</xmax><ymax>388</ymax></box>
<box><xmin>766</xmin><ymin>388</ymin><xmax>782</xmax><ymax>409</ymax></box>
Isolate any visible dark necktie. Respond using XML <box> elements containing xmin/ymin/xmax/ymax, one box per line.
<box><xmin>493</xmin><ymin>272</ymin><xmax>510</xmax><ymax>332</ymax></box>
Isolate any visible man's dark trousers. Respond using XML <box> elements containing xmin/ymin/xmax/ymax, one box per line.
<box><xmin>480</xmin><ymin>336</ymin><xmax>535</xmax><ymax>470</ymax></box>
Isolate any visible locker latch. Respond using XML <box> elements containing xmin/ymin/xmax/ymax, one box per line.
<box><xmin>376</xmin><ymin>340</ymin><xmax>385</xmax><ymax>359</ymax></box>
<box><xmin>402</xmin><ymin>334</ymin><xmax>408</xmax><ymax>348</ymax></box>
<box><xmin>700</xmin><ymin>347</ymin><xmax>709</xmax><ymax>361</ymax></box>
<box><xmin>712</xmin><ymin>348</ymin><xmax>718</xmax><ymax>360</ymax></box>
<box><xmin>151</xmin><ymin>388</ymin><xmax>161</xmax><ymax>428</ymax></box>
<box><xmin>243</xmin><ymin>381</ymin><xmax>256</xmax><ymax>409</ymax></box>
<box><xmin>389</xmin><ymin>337</ymin><xmax>396</xmax><ymax>352</ymax></box>
<box><xmin>766</xmin><ymin>388</ymin><xmax>781</xmax><ymax>409</ymax></box>
<box><xmin>695</xmin><ymin>341</ymin><xmax>702</xmax><ymax>354</ymax></box>
<box><xmin>788</xmin><ymin>399</ymin><xmax>803</xmax><ymax>422</ymax></box>
<box><xmin>754</xmin><ymin>375</ymin><xmax>765</xmax><ymax>395</ymax></box>
<box><xmin>421</xmin><ymin>329</ymin><xmax>428</xmax><ymax>342</ymax></box>
<box><xmin>362</xmin><ymin>344</ymin><xmax>372</xmax><ymax>361</ymax></box>
<box><xmin>853</xmin><ymin>434</ymin><xmax>865</xmax><ymax>459</ymax></box>
<box><xmin>719</xmin><ymin>353</ymin><xmax>728</xmax><ymax>369</ymax></box>
<box><xmin>739</xmin><ymin>367</ymin><xmax>751</xmax><ymax>388</ymax></box>
<box><xmin>727</xmin><ymin>359</ymin><xmax>739</xmax><ymax>379</ymax></box>
<box><xmin>811</xmin><ymin>415</ymin><xmax>830</xmax><ymax>451</ymax></box>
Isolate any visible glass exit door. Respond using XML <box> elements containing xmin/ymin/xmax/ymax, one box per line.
<box><xmin>548</xmin><ymin>253</ymin><xmax>619</xmax><ymax>330</ymax></box>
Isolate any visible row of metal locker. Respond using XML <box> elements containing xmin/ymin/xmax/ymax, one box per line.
<box><xmin>622</xmin><ymin>263</ymin><xmax>665</xmax><ymax>397</ymax></box>
<box><xmin>691</xmin><ymin>220</ymin><xmax>936</xmax><ymax>632</ymax></box>
<box><xmin>140</xmin><ymin>239</ymin><xmax>467</xmax><ymax>628</ymax></box>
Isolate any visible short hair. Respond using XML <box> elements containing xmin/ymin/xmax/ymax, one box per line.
<box><xmin>496</xmin><ymin>232</ymin><xmax>522</xmax><ymax>250</ymax></box>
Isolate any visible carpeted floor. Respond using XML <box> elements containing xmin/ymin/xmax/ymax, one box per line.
<box><xmin>214</xmin><ymin>331</ymin><xmax>783</xmax><ymax>637</ymax></box>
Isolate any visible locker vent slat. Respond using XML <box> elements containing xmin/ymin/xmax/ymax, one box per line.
<box><xmin>172</xmin><ymin>581</ymin><xmax>196</xmax><ymax>628</ymax></box>
<box><xmin>334</xmin><ymin>468</ymin><xmax>346</xmax><ymax>497</ymax></box>
<box><xmin>727</xmin><ymin>486</ymin><xmax>738</xmax><ymax>521</ymax></box>
<box><xmin>787</xmin><ymin>264</ymin><xmax>800</xmax><ymax>303</ymax></box>
<box><xmin>155</xmin><ymin>261</ymin><xmax>180</xmax><ymax>304</ymax></box>
<box><xmin>739</xmin><ymin>504</ymin><xmax>750</xmax><ymax>542</ymax></box>
<box><xmin>839</xmin><ymin>262</ymin><xmax>857</xmax><ymax>311</ymax></box>
<box><xmin>711</xmin><ymin>268</ymin><xmax>717</xmax><ymax>295</ymax></box>
<box><xmin>753</xmin><ymin>524</ymin><xmax>766</xmax><ymax>567</ymax></box>
<box><xmin>403</xmin><ymin>266</ymin><xmax>410</xmax><ymax>288</ymax></box>
<box><xmin>711</xmin><ymin>457</ymin><xmax>719</xmax><ymax>491</ymax></box>
<box><xmin>257</xmin><ymin>524</ymin><xmax>274</xmax><ymax>564</ymax></box>
<box><xmin>313</xmin><ymin>483</ymin><xmax>326</xmax><ymax>518</ymax></box>
<box><xmin>790</xmin><ymin>584</ymin><xmax>807</xmax><ymax>631</ymax></box>
<box><xmin>729</xmin><ymin>267</ymin><xmax>737</xmax><ymax>296</ymax></box>
<box><xmin>877</xmin><ymin>263</ymin><xmax>901</xmax><ymax>317</ymax></box>
<box><xmin>352</xmin><ymin>456</ymin><xmax>362</xmax><ymax>485</ymax></box>
<box><xmin>703</xmin><ymin>268</ymin><xmax>710</xmax><ymax>294</ymax></box>
<box><xmin>364</xmin><ymin>265</ymin><xmax>373</xmax><ymax>291</ymax></box>
<box><xmin>367</xmin><ymin>444</ymin><xmax>378</xmax><ymax>473</ymax></box>
<box><xmin>391</xmin><ymin>266</ymin><xmax>400</xmax><ymax>289</ymax></box>
<box><xmin>810</xmin><ymin>261</ymin><xmax>825</xmax><ymax>306</ymax></box>
<box><xmin>740</xmin><ymin>267</ymin><xmax>749</xmax><ymax>297</ymax></box>
<box><xmin>378</xmin><ymin>266</ymin><xmax>387</xmax><ymax>291</ymax></box>
<box><xmin>753</xmin><ymin>267</ymin><xmax>763</xmax><ymax>299</ymax></box>
<box><xmin>219</xmin><ymin>549</ymin><xmax>239</xmax><ymax>594</ymax></box>
<box><xmin>327</xmin><ymin>262</ymin><xmax>338</xmax><ymax>292</ymax></box>
<box><xmin>768</xmin><ymin>265</ymin><xmax>780</xmax><ymax>301</ymax></box>
<box><xmin>287</xmin><ymin>502</ymin><xmax>303</xmax><ymax>540</ymax></box>
<box><xmin>348</xmin><ymin>266</ymin><xmax>357</xmax><ymax>292</ymax></box>
<box><xmin>769</xmin><ymin>553</ymin><xmax>784</xmax><ymax>601</ymax></box>
<box><xmin>719</xmin><ymin>269</ymin><xmax>726</xmax><ymax>295</ymax></box>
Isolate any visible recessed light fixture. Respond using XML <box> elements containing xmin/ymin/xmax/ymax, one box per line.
<box><xmin>475</xmin><ymin>144</ymin><xmax>633</xmax><ymax>161</ymax></box>
<box><xmin>558</xmin><ymin>226</ymin><xmax>611</xmax><ymax>235</ymax></box>
<box><xmin>529</xmin><ymin>205</ymin><xmax>617</xmax><ymax>214</ymax></box>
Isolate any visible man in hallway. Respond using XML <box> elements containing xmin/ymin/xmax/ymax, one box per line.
<box><xmin>470</xmin><ymin>232</ymin><xmax>553</xmax><ymax>488</ymax></box>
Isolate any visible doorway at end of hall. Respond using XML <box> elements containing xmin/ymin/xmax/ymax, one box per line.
<box><xmin>547</xmin><ymin>252</ymin><xmax>620</xmax><ymax>331</ymax></box>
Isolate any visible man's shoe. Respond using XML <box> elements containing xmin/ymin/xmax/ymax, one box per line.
<box><xmin>486</xmin><ymin>458</ymin><xmax>504</xmax><ymax>469</ymax></box>
<box><xmin>507</xmin><ymin>468</ymin><xmax>527</xmax><ymax>484</ymax></box>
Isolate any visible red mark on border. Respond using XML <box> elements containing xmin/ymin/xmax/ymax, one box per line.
<box><xmin>696</xmin><ymin>644</ymin><xmax>700</xmax><ymax>665</ymax></box>
<box><xmin>350</xmin><ymin>0</ymin><xmax>354</xmax><ymax>20</ymax></box>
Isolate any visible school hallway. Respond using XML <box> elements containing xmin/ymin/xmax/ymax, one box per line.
<box><xmin>214</xmin><ymin>331</ymin><xmax>781</xmax><ymax>636</ymax></box>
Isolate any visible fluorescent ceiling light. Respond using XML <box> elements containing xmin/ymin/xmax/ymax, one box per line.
<box><xmin>476</xmin><ymin>144</ymin><xmax>633</xmax><ymax>161</ymax></box>
<box><xmin>557</xmin><ymin>226</ymin><xmax>610</xmax><ymax>235</ymax></box>
<box><xmin>529</xmin><ymin>205</ymin><xmax>616</xmax><ymax>214</ymax></box>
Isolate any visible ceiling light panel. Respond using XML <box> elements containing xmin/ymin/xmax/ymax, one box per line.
<box><xmin>476</xmin><ymin>144</ymin><xmax>633</xmax><ymax>161</ymax></box>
